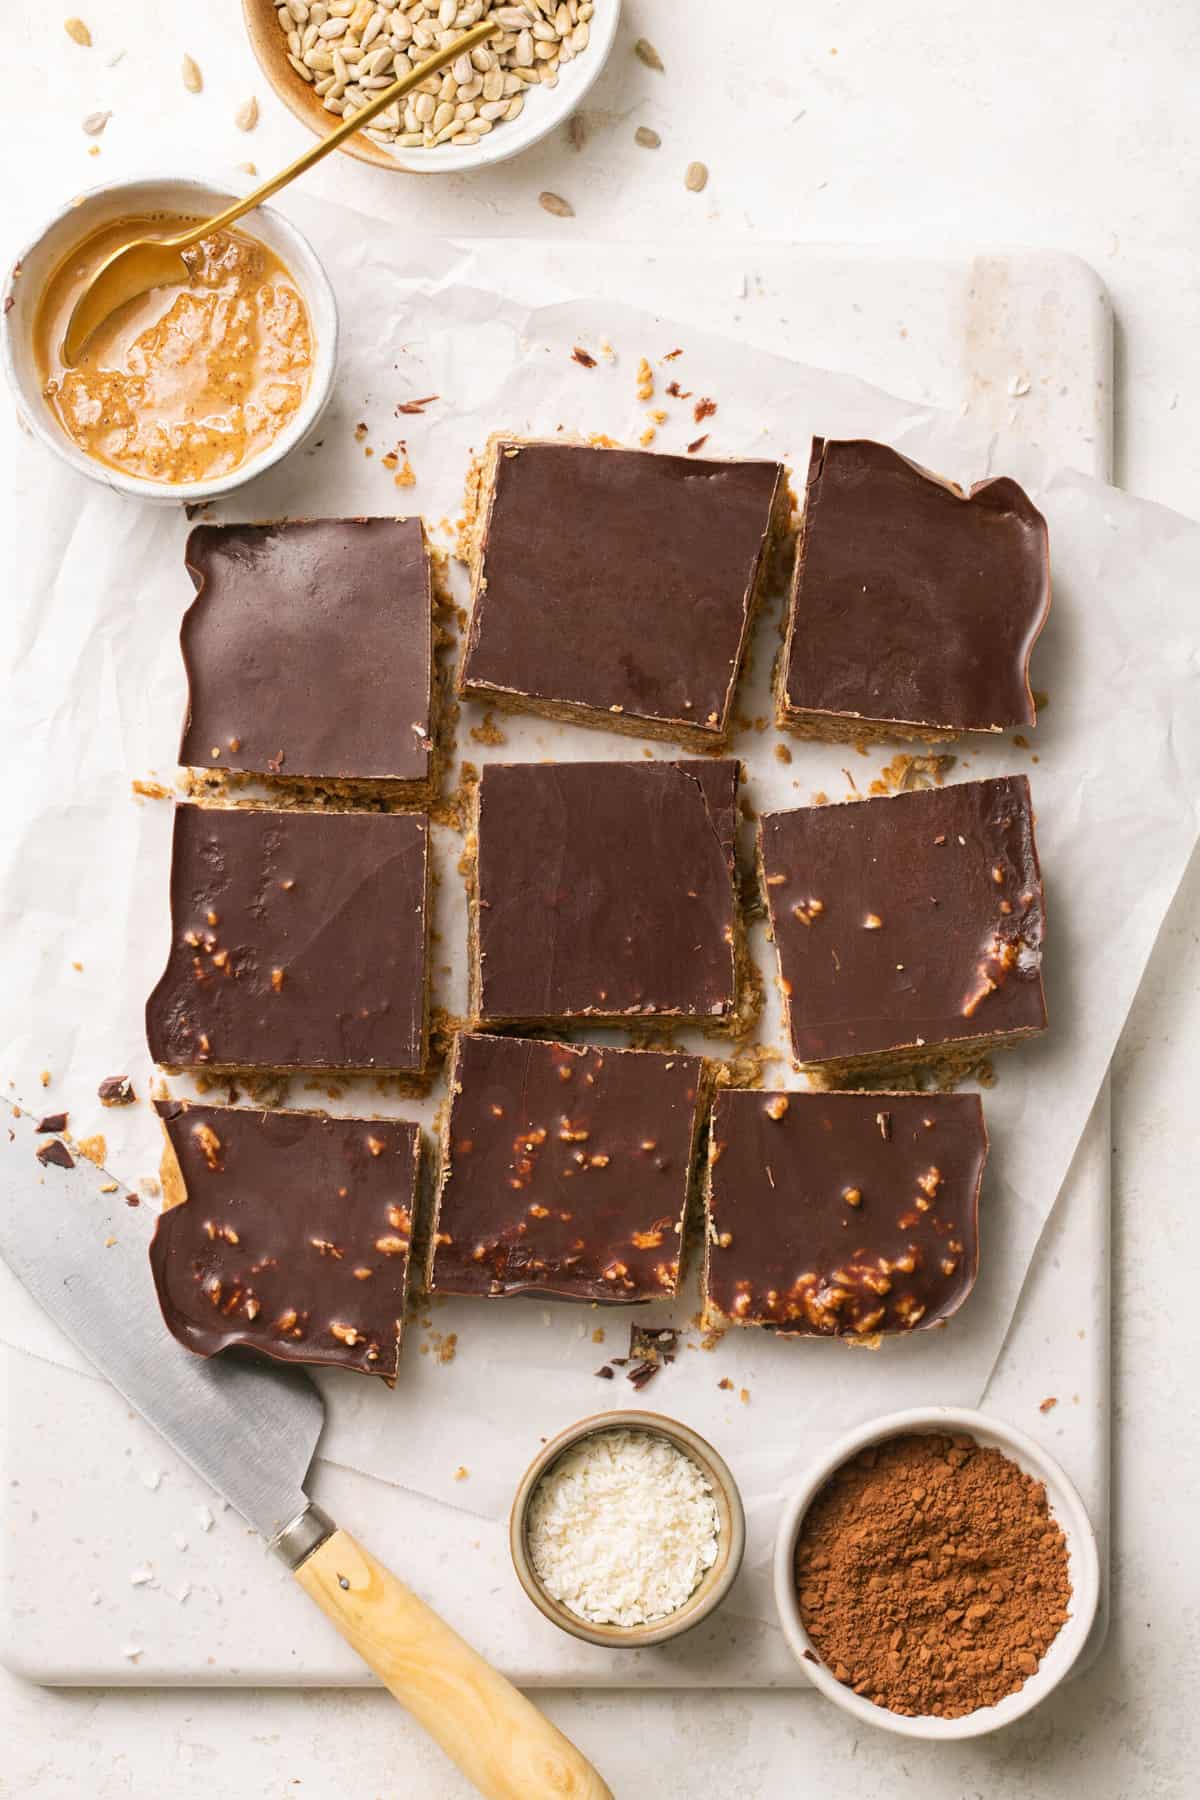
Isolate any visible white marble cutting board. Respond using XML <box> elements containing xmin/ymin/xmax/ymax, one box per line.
<box><xmin>0</xmin><ymin>242</ymin><xmax>1112</xmax><ymax>1687</ymax></box>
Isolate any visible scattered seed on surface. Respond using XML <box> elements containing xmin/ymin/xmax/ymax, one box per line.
<box><xmin>539</xmin><ymin>190</ymin><xmax>574</xmax><ymax>218</ymax></box>
<box><xmin>235</xmin><ymin>96</ymin><xmax>259</xmax><ymax>132</ymax></box>
<box><xmin>237</xmin><ymin>161</ymin><xmax>258</xmax><ymax>175</ymax></box>
<box><xmin>685</xmin><ymin>160</ymin><xmax>708</xmax><ymax>193</ymax></box>
<box><xmin>634</xmin><ymin>37</ymin><xmax>663</xmax><ymax>72</ymax></box>
<box><xmin>182</xmin><ymin>54</ymin><xmax>203</xmax><ymax>94</ymax></box>
<box><xmin>82</xmin><ymin>110</ymin><xmax>111</xmax><ymax>136</ymax></box>
<box><xmin>634</xmin><ymin>125</ymin><xmax>660</xmax><ymax>148</ymax></box>
<box><xmin>64</xmin><ymin>17</ymin><xmax>91</xmax><ymax>46</ymax></box>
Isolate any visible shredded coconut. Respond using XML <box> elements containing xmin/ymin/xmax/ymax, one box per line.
<box><xmin>527</xmin><ymin>1429</ymin><xmax>720</xmax><ymax>1627</ymax></box>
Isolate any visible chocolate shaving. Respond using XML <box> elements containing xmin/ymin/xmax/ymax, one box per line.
<box><xmin>665</xmin><ymin>380</ymin><xmax>692</xmax><ymax>399</ymax></box>
<box><xmin>626</xmin><ymin>1360</ymin><xmax>659</xmax><ymax>1390</ymax></box>
<box><xmin>686</xmin><ymin>434</ymin><xmax>709</xmax><ymax>455</ymax></box>
<box><xmin>663</xmin><ymin>347</ymin><xmax>683</xmax><ymax>360</ymax></box>
<box><xmin>629</xmin><ymin>1324</ymin><xmax>678</xmax><ymax>1364</ymax></box>
<box><xmin>36</xmin><ymin>1139</ymin><xmax>75</xmax><ymax>1169</ymax></box>
<box><xmin>395</xmin><ymin>395</ymin><xmax>439</xmax><ymax>415</ymax></box>
<box><xmin>98</xmin><ymin>1075</ymin><xmax>135</xmax><ymax>1107</ymax></box>
<box><xmin>594</xmin><ymin>1364</ymin><xmax>615</xmax><ymax>1379</ymax></box>
<box><xmin>693</xmin><ymin>397</ymin><xmax>717</xmax><ymax>423</ymax></box>
<box><xmin>35</xmin><ymin>1112</ymin><xmax>68</xmax><ymax>1134</ymax></box>
<box><xmin>571</xmin><ymin>347</ymin><xmax>597</xmax><ymax>368</ymax></box>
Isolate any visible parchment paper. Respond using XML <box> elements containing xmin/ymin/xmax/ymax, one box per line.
<box><xmin>3</xmin><ymin>202</ymin><xmax>1199</xmax><ymax>1629</ymax></box>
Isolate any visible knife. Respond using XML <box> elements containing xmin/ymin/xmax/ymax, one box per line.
<box><xmin>0</xmin><ymin>1108</ymin><xmax>611</xmax><ymax>1800</ymax></box>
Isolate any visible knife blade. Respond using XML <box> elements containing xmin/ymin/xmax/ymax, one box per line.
<box><xmin>0</xmin><ymin>1104</ymin><xmax>612</xmax><ymax>1800</ymax></box>
<box><xmin>0</xmin><ymin>1106</ymin><xmax>323</xmax><ymax>1543</ymax></box>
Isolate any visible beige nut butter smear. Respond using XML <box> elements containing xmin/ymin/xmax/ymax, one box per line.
<box><xmin>35</xmin><ymin>216</ymin><xmax>313</xmax><ymax>485</ymax></box>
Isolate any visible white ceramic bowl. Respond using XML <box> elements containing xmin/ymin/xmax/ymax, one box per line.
<box><xmin>243</xmin><ymin>0</ymin><xmax>622</xmax><ymax>175</ymax></box>
<box><xmin>1</xmin><ymin>175</ymin><xmax>338</xmax><ymax>506</ymax></box>
<box><xmin>773</xmin><ymin>1406</ymin><xmax>1100</xmax><ymax>1741</ymax></box>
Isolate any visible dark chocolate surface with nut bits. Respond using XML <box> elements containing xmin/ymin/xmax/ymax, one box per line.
<box><xmin>777</xmin><ymin>439</ymin><xmax>1051</xmax><ymax>740</ymax></box>
<box><xmin>460</xmin><ymin>438</ymin><xmax>787</xmax><ymax>746</ymax></box>
<box><xmin>473</xmin><ymin>759</ymin><xmax>742</xmax><ymax>1029</ymax></box>
<box><xmin>429</xmin><ymin>1034</ymin><xmax>707</xmax><ymax>1302</ymax></box>
<box><xmin>145</xmin><ymin>804</ymin><xmax>429</xmax><ymax>1074</ymax></box>
<box><xmin>704</xmin><ymin>1090</ymin><xmax>986</xmax><ymax>1334</ymax></box>
<box><xmin>150</xmin><ymin>1102</ymin><xmax>419</xmax><ymax>1379</ymax></box>
<box><xmin>180</xmin><ymin>518</ymin><xmax>434</xmax><ymax>790</ymax></box>
<box><xmin>761</xmin><ymin>776</ymin><xmax>1046</xmax><ymax>1074</ymax></box>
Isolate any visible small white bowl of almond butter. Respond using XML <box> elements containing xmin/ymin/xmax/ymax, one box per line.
<box><xmin>2</xmin><ymin>174</ymin><xmax>337</xmax><ymax>506</ymax></box>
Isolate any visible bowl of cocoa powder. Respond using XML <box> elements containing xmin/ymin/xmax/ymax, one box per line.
<box><xmin>773</xmin><ymin>1406</ymin><xmax>1099</xmax><ymax>1738</ymax></box>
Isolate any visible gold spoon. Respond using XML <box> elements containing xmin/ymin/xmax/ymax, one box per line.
<box><xmin>62</xmin><ymin>19</ymin><xmax>496</xmax><ymax>366</ymax></box>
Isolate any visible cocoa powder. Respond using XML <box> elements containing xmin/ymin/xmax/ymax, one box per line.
<box><xmin>795</xmin><ymin>1432</ymin><xmax>1072</xmax><ymax>1718</ymax></box>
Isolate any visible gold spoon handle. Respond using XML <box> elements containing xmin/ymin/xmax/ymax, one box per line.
<box><xmin>163</xmin><ymin>19</ymin><xmax>496</xmax><ymax>252</ymax></box>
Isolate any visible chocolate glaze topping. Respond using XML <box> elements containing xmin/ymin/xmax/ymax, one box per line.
<box><xmin>781</xmin><ymin>439</ymin><xmax>1050</xmax><ymax>732</ymax></box>
<box><xmin>145</xmin><ymin>804</ymin><xmax>429</xmax><ymax>1072</ymax></box>
<box><xmin>475</xmin><ymin>759</ymin><xmax>741</xmax><ymax>1025</ymax></box>
<box><xmin>150</xmin><ymin>1101</ymin><xmax>419</xmax><ymax>1379</ymax></box>
<box><xmin>430</xmin><ymin>1034</ymin><xmax>706</xmax><ymax>1302</ymax></box>
<box><xmin>706</xmin><ymin>1090</ymin><xmax>986</xmax><ymax>1334</ymax></box>
<box><xmin>461</xmin><ymin>440</ymin><xmax>784</xmax><ymax>736</ymax></box>
<box><xmin>180</xmin><ymin>518</ymin><xmax>433</xmax><ymax>783</ymax></box>
<box><xmin>761</xmin><ymin>776</ymin><xmax>1046</xmax><ymax>1066</ymax></box>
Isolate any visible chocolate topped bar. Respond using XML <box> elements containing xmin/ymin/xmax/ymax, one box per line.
<box><xmin>180</xmin><ymin>518</ymin><xmax>434</xmax><ymax>800</ymax></box>
<box><xmin>150</xmin><ymin>1101</ymin><xmax>419</xmax><ymax>1379</ymax></box>
<box><xmin>429</xmin><ymin>1034</ymin><xmax>708</xmax><ymax>1302</ymax></box>
<box><xmin>472</xmin><ymin>759</ymin><xmax>745</xmax><ymax>1032</ymax></box>
<box><xmin>776</xmin><ymin>439</ymin><xmax>1050</xmax><ymax>743</ymax></box>
<box><xmin>146</xmin><ymin>804</ymin><xmax>429</xmax><ymax>1075</ymax></box>
<box><xmin>761</xmin><ymin>776</ymin><xmax>1045</xmax><ymax>1078</ymax></box>
<box><xmin>459</xmin><ymin>437</ymin><xmax>790</xmax><ymax>749</ymax></box>
<box><xmin>704</xmin><ymin>1089</ymin><xmax>986</xmax><ymax>1336</ymax></box>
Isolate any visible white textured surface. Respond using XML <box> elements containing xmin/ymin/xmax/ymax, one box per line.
<box><xmin>1</xmin><ymin>1</ymin><xmax>1196</xmax><ymax>1796</ymax></box>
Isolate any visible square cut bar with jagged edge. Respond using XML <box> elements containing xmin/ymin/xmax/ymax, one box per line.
<box><xmin>760</xmin><ymin>775</ymin><xmax>1046</xmax><ymax>1084</ymax></box>
<box><xmin>458</xmin><ymin>436</ymin><xmax>792</xmax><ymax>750</ymax></box>
<box><xmin>703</xmin><ymin>1089</ymin><xmax>987</xmax><ymax>1338</ymax></box>
<box><xmin>775</xmin><ymin>439</ymin><xmax>1051</xmax><ymax>745</ymax></box>
<box><xmin>180</xmin><ymin>518</ymin><xmax>438</xmax><ymax>806</ymax></box>
<box><xmin>145</xmin><ymin>804</ymin><xmax>430</xmax><ymax>1079</ymax></box>
<box><xmin>149</xmin><ymin>1101</ymin><xmax>420</xmax><ymax>1381</ymax></box>
<box><xmin>470</xmin><ymin>758</ymin><xmax>750</xmax><ymax>1035</ymax></box>
<box><xmin>428</xmin><ymin>1034</ymin><xmax>710</xmax><ymax>1303</ymax></box>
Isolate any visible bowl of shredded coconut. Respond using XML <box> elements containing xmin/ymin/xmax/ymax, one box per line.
<box><xmin>510</xmin><ymin>1411</ymin><xmax>745</xmax><ymax>1647</ymax></box>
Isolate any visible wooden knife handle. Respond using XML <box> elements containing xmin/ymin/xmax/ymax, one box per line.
<box><xmin>294</xmin><ymin>1527</ymin><xmax>613</xmax><ymax>1800</ymax></box>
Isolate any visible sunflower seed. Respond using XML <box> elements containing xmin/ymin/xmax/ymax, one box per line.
<box><xmin>82</xmin><ymin>110</ymin><xmax>111</xmax><ymax>135</ymax></box>
<box><xmin>539</xmin><ymin>189</ymin><xmax>574</xmax><ymax>217</ymax></box>
<box><xmin>64</xmin><ymin>17</ymin><xmax>92</xmax><ymax>46</ymax></box>
<box><xmin>685</xmin><ymin>160</ymin><xmax>709</xmax><ymax>192</ymax></box>
<box><xmin>182</xmin><ymin>53</ymin><xmax>203</xmax><ymax>92</ymax></box>
<box><xmin>273</xmin><ymin>0</ymin><xmax>593</xmax><ymax>144</ymax></box>
<box><xmin>634</xmin><ymin>37</ymin><xmax>663</xmax><ymax>71</ymax></box>
<box><xmin>634</xmin><ymin>125</ymin><xmax>660</xmax><ymax>148</ymax></box>
<box><xmin>235</xmin><ymin>96</ymin><xmax>259</xmax><ymax>131</ymax></box>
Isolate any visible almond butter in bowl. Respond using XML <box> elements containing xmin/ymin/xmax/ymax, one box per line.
<box><xmin>35</xmin><ymin>216</ymin><xmax>313</xmax><ymax>487</ymax></box>
<box><xmin>4</xmin><ymin>176</ymin><xmax>337</xmax><ymax>504</ymax></box>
